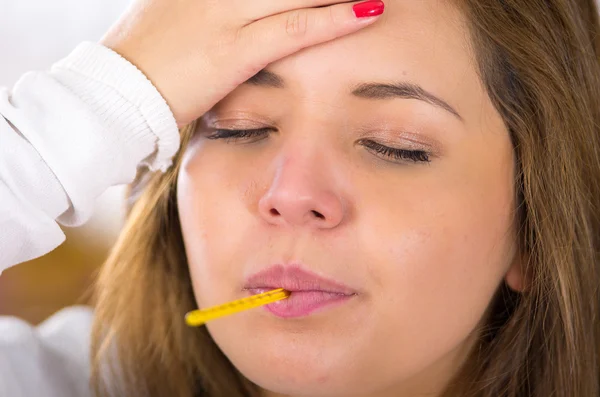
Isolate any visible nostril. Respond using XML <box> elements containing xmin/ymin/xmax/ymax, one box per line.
<box><xmin>270</xmin><ymin>208</ymin><xmax>280</xmax><ymax>216</ymax></box>
<box><xmin>311</xmin><ymin>210</ymin><xmax>325</xmax><ymax>220</ymax></box>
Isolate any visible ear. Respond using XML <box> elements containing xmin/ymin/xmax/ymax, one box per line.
<box><xmin>504</xmin><ymin>251</ymin><xmax>530</xmax><ymax>292</ymax></box>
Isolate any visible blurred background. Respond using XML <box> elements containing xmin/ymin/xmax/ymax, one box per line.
<box><xmin>0</xmin><ymin>0</ymin><xmax>131</xmax><ymax>324</ymax></box>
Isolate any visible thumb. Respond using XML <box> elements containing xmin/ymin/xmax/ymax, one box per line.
<box><xmin>241</xmin><ymin>1</ymin><xmax>384</xmax><ymax>66</ymax></box>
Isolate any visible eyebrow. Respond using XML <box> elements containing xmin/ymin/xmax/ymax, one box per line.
<box><xmin>246</xmin><ymin>70</ymin><xmax>285</xmax><ymax>88</ymax></box>
<box><xmin>245</xmin><ymin>70</ymin><xmax>462</xmax><ymax>121</ymax></box>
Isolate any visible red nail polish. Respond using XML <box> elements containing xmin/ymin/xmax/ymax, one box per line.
<box><xmin>353</xmin><ymin>0</ymin><xmax>385</xmax><ymax>18</ymax></box>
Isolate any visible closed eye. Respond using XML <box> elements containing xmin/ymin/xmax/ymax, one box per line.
<box><xmin>206</xmin><ymin>129</ymin><xmax>431</xmax><ymax>164</ymax></box>
<box><xmin>358</xmin><ymin>139</ymin><xmax>431</xmax><ymax>164</ymax></box>
<box><xmin>206</xmin><ymin>128</ymin><xmax>272</xmax><ymax>143</ymax></box>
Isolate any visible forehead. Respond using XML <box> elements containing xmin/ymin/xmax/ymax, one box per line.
<box><xmin>262</xmin><ymin>0</ymin><xmax>485</xmax><ymax>122</ymax></box>
<box><xmin>272</xmin><ymin>1</ymin><xmax>472</xmax><ymax>77</ymax></box>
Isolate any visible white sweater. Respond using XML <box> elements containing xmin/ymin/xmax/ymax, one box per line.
<box><xmin>0</xmin><ymin>42</ymin><xmax>181</xmax><ymax>396</ymax></box>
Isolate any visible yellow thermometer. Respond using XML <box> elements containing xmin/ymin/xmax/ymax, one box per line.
<box><xmin>185</xmin><ymin>288</ymin><xmax>291</xmax><ymax>327</ymax></box>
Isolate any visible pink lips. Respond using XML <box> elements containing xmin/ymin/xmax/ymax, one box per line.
<box><xmin>244</xmin><ymin>265</ymin><xmax>356</xmax><ymax>318</ymax></box>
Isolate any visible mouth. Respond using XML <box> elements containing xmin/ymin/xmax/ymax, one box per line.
<box><xmin>243</xmin><ymin>264</ymin><xmax>357</xmax><ymax>318</ymax></box>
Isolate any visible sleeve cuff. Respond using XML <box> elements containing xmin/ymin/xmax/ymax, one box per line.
<box><xmin>51</xmin><ymin>42</ymin><xmax>180</xmax><ymax>172</ymax></box>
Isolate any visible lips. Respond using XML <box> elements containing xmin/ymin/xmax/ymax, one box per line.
<box><xmin>244</xmin><ymin>265</ymin><xmax>356</xmax><ymax>318</ymax></box>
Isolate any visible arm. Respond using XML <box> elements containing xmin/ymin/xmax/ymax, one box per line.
<box><xmin>0</xmin><ymin>42</ymin><xmax>179</xmax><ymax>274</ymax></box>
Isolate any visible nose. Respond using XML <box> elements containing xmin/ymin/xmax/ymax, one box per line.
<box><xmin>258</xmin><ymin>156</ymin><xmax>346</xmax><ymax>229</ymax></box>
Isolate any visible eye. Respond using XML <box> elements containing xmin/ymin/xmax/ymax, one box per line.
<box><xmin>206</xmin><ymin>128</ymin><xmax>272</xmax><ymax>143</ymax></box>
<box><xmin>358</xmin><ymin>139</ymin><xmax>431</xmax><ymax>164</ymax></box>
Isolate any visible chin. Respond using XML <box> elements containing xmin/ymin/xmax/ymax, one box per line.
<box><xmin>225</xmin><ymin>344</ymin><xmax>383</xmax><ymax>397</ymax></box>
<box><xmin>243</xmin><ymin>367</ymin><xmax>356</xmax><ymax>397</ymax></box>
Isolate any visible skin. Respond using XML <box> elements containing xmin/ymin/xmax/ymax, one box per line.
<box><xmin>177</xmin><ymin>1</ymin><xmax>523</xmax><ymax>396</ymax></box>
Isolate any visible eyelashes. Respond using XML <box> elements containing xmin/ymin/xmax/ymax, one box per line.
<box><xmin>206</xmin><ymin>128</ymin><xmax>272</xmax><ymax>142</ymax></box>
<box><xmin>356</xmin><ymin>139</ymin><xmax>430</xmax><ymax>163</ymax></box>
<box><xmin>206</xmin><ymin>128</ymin><xmax>431</xmax><ymax>164</ymax></box>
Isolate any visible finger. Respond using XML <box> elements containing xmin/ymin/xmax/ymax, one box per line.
<box><xmin>241</xmin><ymin>1</ymin><xmax>385</xmax><ymax>65</ymax></box>
<box><xmin>241</xmin><ymin>0</ymin><xmax>355</xmax><ymax>21</ymax></box>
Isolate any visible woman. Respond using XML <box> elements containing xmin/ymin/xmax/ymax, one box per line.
<box><xmin>2</xmin><ymin>0</ymin><xmax>599</xmax><ymax>397</ymax></box>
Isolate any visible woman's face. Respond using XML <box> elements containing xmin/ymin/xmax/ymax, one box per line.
<box><xmin>177</xmin><ymin>1</ymin><xmax>522</xmax><ymax>396</ymax></box>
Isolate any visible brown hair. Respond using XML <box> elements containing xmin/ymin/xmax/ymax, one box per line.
<box><xmin>91</xmin><ymin>1</ymin><xmax>600</xmax><ymax>396</ymax></box>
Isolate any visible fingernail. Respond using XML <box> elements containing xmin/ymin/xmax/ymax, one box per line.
<box><xmin>353</xmin><ymin>0</ymin><xmax>385</xmax><ymax>18</ymax></box>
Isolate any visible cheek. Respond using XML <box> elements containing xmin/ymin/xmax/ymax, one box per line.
<box><xmin>365</xmin><ymin>174</ymin><xmax>515</xmax><ymax>291</ymax></box>
<box><xmin>177</xmin><ymin>140</ymin><xmax>280</xmax><ymax>309</ymax></box>
<box><xmin>176</xmin><ymin>144</ymin><xmax>249</xmax><ymax>308</ymax></box>
<box><xmin>354</xmin><ymin>139</ymin><xmax>517</xmax><ymax>366</ymax></box>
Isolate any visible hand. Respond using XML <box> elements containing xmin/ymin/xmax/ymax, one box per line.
<box><xmin>101</xmin><ymin>0</ymin><xmax>385</xmax><ymax>126</ymax></box>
